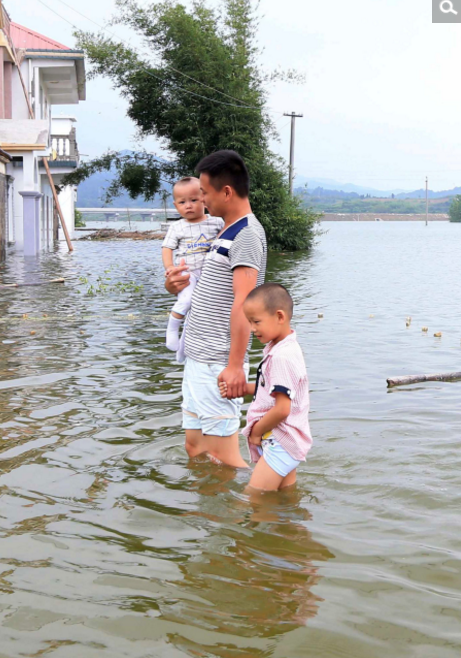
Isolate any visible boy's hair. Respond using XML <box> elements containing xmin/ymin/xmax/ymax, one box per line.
<box><xmin>245</xmin><ymin>283</ymin><xmax>293</xmax><ymax>319</ymax></box>
<box><xmin>195</xmin><ymin>150</ymin><xmax>250</xmax><ymax>198</ymax></box>
<box><xmin>172</xmin><ymin>176</ymin><xmax>200</xmax><ymax>198</ymax></box>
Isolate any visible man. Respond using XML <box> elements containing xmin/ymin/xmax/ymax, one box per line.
<box><xmin>165</xmin><ymin>150</ymin><xmax>267</xmax><ymax>467</ymax></box>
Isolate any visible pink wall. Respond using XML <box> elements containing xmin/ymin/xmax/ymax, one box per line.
<box><xmin>4</xmin><ymin>61</ymin><xmax>12</xmax><ymax>119</ymax></box>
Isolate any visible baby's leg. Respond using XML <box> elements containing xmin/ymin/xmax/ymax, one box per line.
<box><xmin>176</xmin><ymin>273</ymin><xmax>199</xmax><ymax>362</ymax></box>
<box><xmin>166</xmin><ymin>274</ymin><xmax>198</xmax><ymax>352</ymax></box>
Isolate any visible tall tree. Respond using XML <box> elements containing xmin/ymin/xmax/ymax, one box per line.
<box><xmin>65</xmin><ymin>0</ymin><xmax>320</xmax><ymax>250</ymax></box>
<box><xmin>448</xmin><ymin>195</ymin><xmax>461</xmax><ymax>223</ymax></box>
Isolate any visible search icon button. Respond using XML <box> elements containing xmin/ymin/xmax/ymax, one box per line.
<box><xmin>440</xmin><ymin>0</ymin><xmax>458</xmax><ymax>14</ymax></box>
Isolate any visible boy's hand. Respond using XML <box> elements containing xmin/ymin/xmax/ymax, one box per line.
<box><xmin>165</xmin><ymin>266</ymin><xmax>175</xmax><ymax>277</ymax></box>
<box><xmin>249</xmin><ymin>431</ymin><xmax>262</xmax><ymax>446</ymax></box>
<box><xmin>218</xmin><ymin>381</ymin><xmax>228</xmax><ymax>398</ymax></box>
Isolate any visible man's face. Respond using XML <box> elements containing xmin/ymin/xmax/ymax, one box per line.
<box><xmin>199</xmin><ymin>173</ymin><xmax>226</xmax><ymax>217</ymax></box>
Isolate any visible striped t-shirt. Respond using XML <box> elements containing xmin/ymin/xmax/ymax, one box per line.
<box><xmin>242</xmin><ymin>331</ymin><xmax>312</xmax><ymax>462</ymax></box>
<box><xmin>162</xmin><ymin>215</ymin><xmax>224</xmax><ymax>272</ymax></box>
<box><xmin>184</xmin><ymin>214</ymin><xmax>267</xmax><ymax>364</ymax></box>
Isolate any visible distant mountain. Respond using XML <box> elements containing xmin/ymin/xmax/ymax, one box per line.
<box><xmin>293</xmin><ymin>176</ymin><xmax>409</xmax><ymax>197</ymax></box>
<box><xmin>76</xmin><ymin>150</ymin><xmax>173</xmax><ymax>209</ymax></box>
<box><xmin>75</xmin><ymin>157</ymin><xmax>460</xmax><ymax>207</ymax></box>
<box><xmin>396</xmin><ymin>187</ymin><xmax>461</xmax><ymax>199</ymax></box>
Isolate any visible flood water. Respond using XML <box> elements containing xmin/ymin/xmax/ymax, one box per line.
<box><xmin>0</xmin><ymin>221</ymin><xmax>460</xmax><ymax>658</ymax></box>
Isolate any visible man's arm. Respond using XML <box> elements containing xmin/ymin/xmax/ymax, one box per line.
<box><xmin>218</xmin><ymin>266</ymin><xmax>258</xmax><ymax>399</ymax></box>
<box><xmin>164</xmin><ymin>258</ymin><xmax>190</xmax><ymax>295</ymax></box>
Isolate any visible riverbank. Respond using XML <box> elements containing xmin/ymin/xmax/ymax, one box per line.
<box><xmin>79</xmin><ymin>228</ymin><xmax>166</xmax><ymax>240</ymax></box>
<box><xmin>321</xmin><ymin>212</ymin><xmax>449</xmax><ymax>221</ymax></box>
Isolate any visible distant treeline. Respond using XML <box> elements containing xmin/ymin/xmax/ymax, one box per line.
<box><xmin>296</xmin><ymin>187</ymin><xmax>450</xmax><ymax>214</ymax></box>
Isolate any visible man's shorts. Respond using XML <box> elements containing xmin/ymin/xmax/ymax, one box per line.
<box><xmin>182</xmin><ymin>357</ymin><xmax>249</xmax><ymax>437</ymax></box>
<box><xmin>257</xmin><ymin>434</ymin><xmax>301</xmax><ymax>478</ymax></box>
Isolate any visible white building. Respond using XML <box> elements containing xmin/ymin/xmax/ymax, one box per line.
<box><xmin>0</xmin><ymin>6</ymin><xmax>86</xmax><ymax>258</ymax></box>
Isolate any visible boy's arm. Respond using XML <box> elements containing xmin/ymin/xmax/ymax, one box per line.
<box><xmin>249</xmin><ymin>393</ymin><xmax>291</xmax><ymax>444</ymax></box>
<box><xmin>245</xmin><ymin>382</ymin><xmax>256</xmax><ymax>396</ymax></box>
<box><xmin>218</xmin><ymin>266</ymin><xmax>258</xmax><ymax>399</ymax></box>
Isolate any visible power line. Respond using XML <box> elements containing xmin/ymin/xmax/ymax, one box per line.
<box><xmin>55</xmin><ymin>0</ymin><xmax>273</xmax><ymax>111</ymax></box>
<box><xmin>38</xmin><ymin>0</ymin><xmax>285</xmax><ymax>114</ymax></box>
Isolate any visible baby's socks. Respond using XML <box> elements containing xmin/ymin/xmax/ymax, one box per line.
<box><xmin>166</xmin><ymin>315</ymin><xmax>184</xmax><ymax>351</ymax></box>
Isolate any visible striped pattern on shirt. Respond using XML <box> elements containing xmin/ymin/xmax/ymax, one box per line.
<box><xmin>184</xmin><ymin>214</ymin><xmax>267</xmax><ymax>364</ymax></box>
<box><xmin>242</xmin><ymin>331</ymin><xmax>312</xmax><ymax>463</ymax></box>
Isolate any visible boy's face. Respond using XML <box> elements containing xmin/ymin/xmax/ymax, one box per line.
<box><xmin>243</xmin><ymin>299</ymin><xmax>288</xmax><ymax>344</ymax></box>
<box><xmin>173</xmin><ymin>182</ymin><xmax>205</xmax><ymax>221</ymax></box>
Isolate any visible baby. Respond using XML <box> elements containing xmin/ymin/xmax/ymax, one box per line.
<box><xmin>162</xmin><ymin>177</ymin><xmax>224</xmax><ymax>361</ymax></box>
<box><xmin>220</xmin><ymin>283</ymin><xmax>312</xmax><ymax>491</ymax></box>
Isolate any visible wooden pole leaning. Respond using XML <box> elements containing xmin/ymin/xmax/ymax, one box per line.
<box><xmin>42</xmin><ymin>157</ymin><xmax>74</xmax><ymax>252</ymax></box>
<box><xmin>0</xmin><ymin>278</ymin><xmax>65</xmax><ymax>289</ymax></box>
<box><xmin>387</xmin><ymin>372</ymin><xmax>461</xmax><ymax>388</ymax></box>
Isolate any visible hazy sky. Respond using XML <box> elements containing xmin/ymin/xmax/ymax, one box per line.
<box><xmin>13</xmin><ymin>0</ymin><xmax>461</xmax><ymax>191</ymax></box>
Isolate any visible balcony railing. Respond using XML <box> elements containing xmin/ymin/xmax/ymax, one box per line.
<box><xmin>50</xmin><ymin>128</ymin><xmax>79</xmax><ymax>165</ymax></box>
<box><xmin>1</xmin><ymin>6</ymin><xmax>11</xmax><ymax>41</ymax></box>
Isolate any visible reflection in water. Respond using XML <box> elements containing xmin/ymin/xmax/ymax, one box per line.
<box><xmin>160</xmin><ymin>470</ymin><xmax>333</xmax><ymax>656</ymax></box>
<box><xmin>1</xmin><ymin>225</ymin><xmax>461</xmax><ymax>657</ymax></box>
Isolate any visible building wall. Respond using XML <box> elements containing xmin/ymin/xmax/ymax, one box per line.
<box><xmin>0</xmin><ymin>168</ymin><xmax>7</xmax><ymax>262</ymax></box>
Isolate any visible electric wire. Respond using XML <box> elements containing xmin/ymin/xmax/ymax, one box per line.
<box><xmin>38</xmin><ymin>0</ymin><xmax>286</xmax><ymax>115</ymax></box>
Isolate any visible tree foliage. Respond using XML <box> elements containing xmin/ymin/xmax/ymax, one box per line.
<box><xmin>448</xmin><ymin>195</ymin><xmax>461</xmax><ymax>222</ymax></box>
<box><xmin>63</xmin><ymin>0</ymin><xmax>319</xmax><ymax>250</ymax></box>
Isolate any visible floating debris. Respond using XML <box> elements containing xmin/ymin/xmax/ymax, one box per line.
<box><xmin>30</xmin><ymin>330</ymin><xmax>36</xmax><ymax>335</ymax></box>
<box><xmin>434</xmin><ymin>332</ymin><xmax>442</xmax><ymax>338</ymax></box>
<box><xmin>422</xmin><ymin>327</ymin><xmax>428</xmax><ymax>332</ymax></box>
<box><xmin>318</xmin><ymin>313</ymin><xmax>324</xmax><ymax>319</ymax></box>
<box><xmin>369</xmin><ymin>314</ymin><xmax>375</xmax><ymax>319</ymax></box>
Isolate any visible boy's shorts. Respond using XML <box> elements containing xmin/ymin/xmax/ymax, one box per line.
<box><xmin>182</xmin><ymin>357</ymin><xmax>249</xmax><ymax>437</ymax></box>
<box><xmin>257</xmin><ymin>434</ymin><xmax>301</xmax><ymax>478</ymax></box>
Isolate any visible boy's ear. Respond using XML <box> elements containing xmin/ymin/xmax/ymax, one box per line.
<box><xmin>276</xmin><ymin>310</ymin><xmax>285</xmax><ymax>323</ymax></box>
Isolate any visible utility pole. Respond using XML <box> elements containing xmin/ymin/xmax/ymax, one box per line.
<box><xmin>425</xmin><ymin>176</ymin><xmax>428</xmax><ymax>226</ymax></box>
<box><xmin>284</xmin><ymin>112</ymin><xmax>303</xmax><ymax>195</ymax></box>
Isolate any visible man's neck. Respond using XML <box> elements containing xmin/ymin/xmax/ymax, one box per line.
<box><xmin>222</xmin><ymin>200</ymin><xmax>253</xmax><ymax>227</ymax></box>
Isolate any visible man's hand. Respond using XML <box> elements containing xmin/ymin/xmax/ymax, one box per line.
<box><xmin>218</xmin><ymin>365</ymin><xmax>247</xmax><ymax>399</ymax></box>
<box><xmin>165</xmin><ymin>258</ymin><xmax>190</xmax><ymax>295</ymax></box>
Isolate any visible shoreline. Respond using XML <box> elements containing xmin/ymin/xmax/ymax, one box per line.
<box><xmin>321</xmin><ymin>213</ymin><xmax>449</xmax><ymax>222</ymax></box>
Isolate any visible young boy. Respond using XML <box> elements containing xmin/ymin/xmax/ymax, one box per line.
<box><xmin>162</xmin><ymin>177</ymin><xmax>224</xmax><ymax>361</ymax></box>
<box><xmin>220</xmin><ymin>283</ymin><xmax>312</xmax><ymax>490</ymax></box>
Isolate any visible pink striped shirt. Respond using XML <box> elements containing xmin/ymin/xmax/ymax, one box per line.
<box><xmin>242</xmin><ymin>331</ymin><xmax>312</xmax><ymax>463</ymax></box>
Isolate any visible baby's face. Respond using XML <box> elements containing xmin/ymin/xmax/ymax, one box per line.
<box><xmin>173</xmin><ymin>182</ymin><xmax>205</xmax><ymax>221</ymax></box>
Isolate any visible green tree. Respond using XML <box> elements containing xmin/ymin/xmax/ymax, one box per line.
<box><xmin>63</xmin><ymin>0</ymin><xmax>319</xmax><ymax>250</ymax></box>
<box><xmin>448</xmin><ymin>195</ymin><xmax>461</xmax><ymax>222</ymax></box>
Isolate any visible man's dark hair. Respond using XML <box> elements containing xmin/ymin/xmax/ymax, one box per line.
<box><xmin>196</xmin><ymin>150</ymin><xmax>250</xmax><ymax>198</ymax></box>
<box><xmin>245</xmin><ymin>283</ymin><xmax>293</xmax><ymax>319</ymax></box>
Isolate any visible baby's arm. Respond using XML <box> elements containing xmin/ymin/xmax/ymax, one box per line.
<box><xmin>162</xmin><ymin>247</ymin><xmax>174</xmax><ymax>275</ymax></box>
<box><xmin>248</xmin><ymin>393</ymin><xmax>291</xmax><ymax>445</ymax></box>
